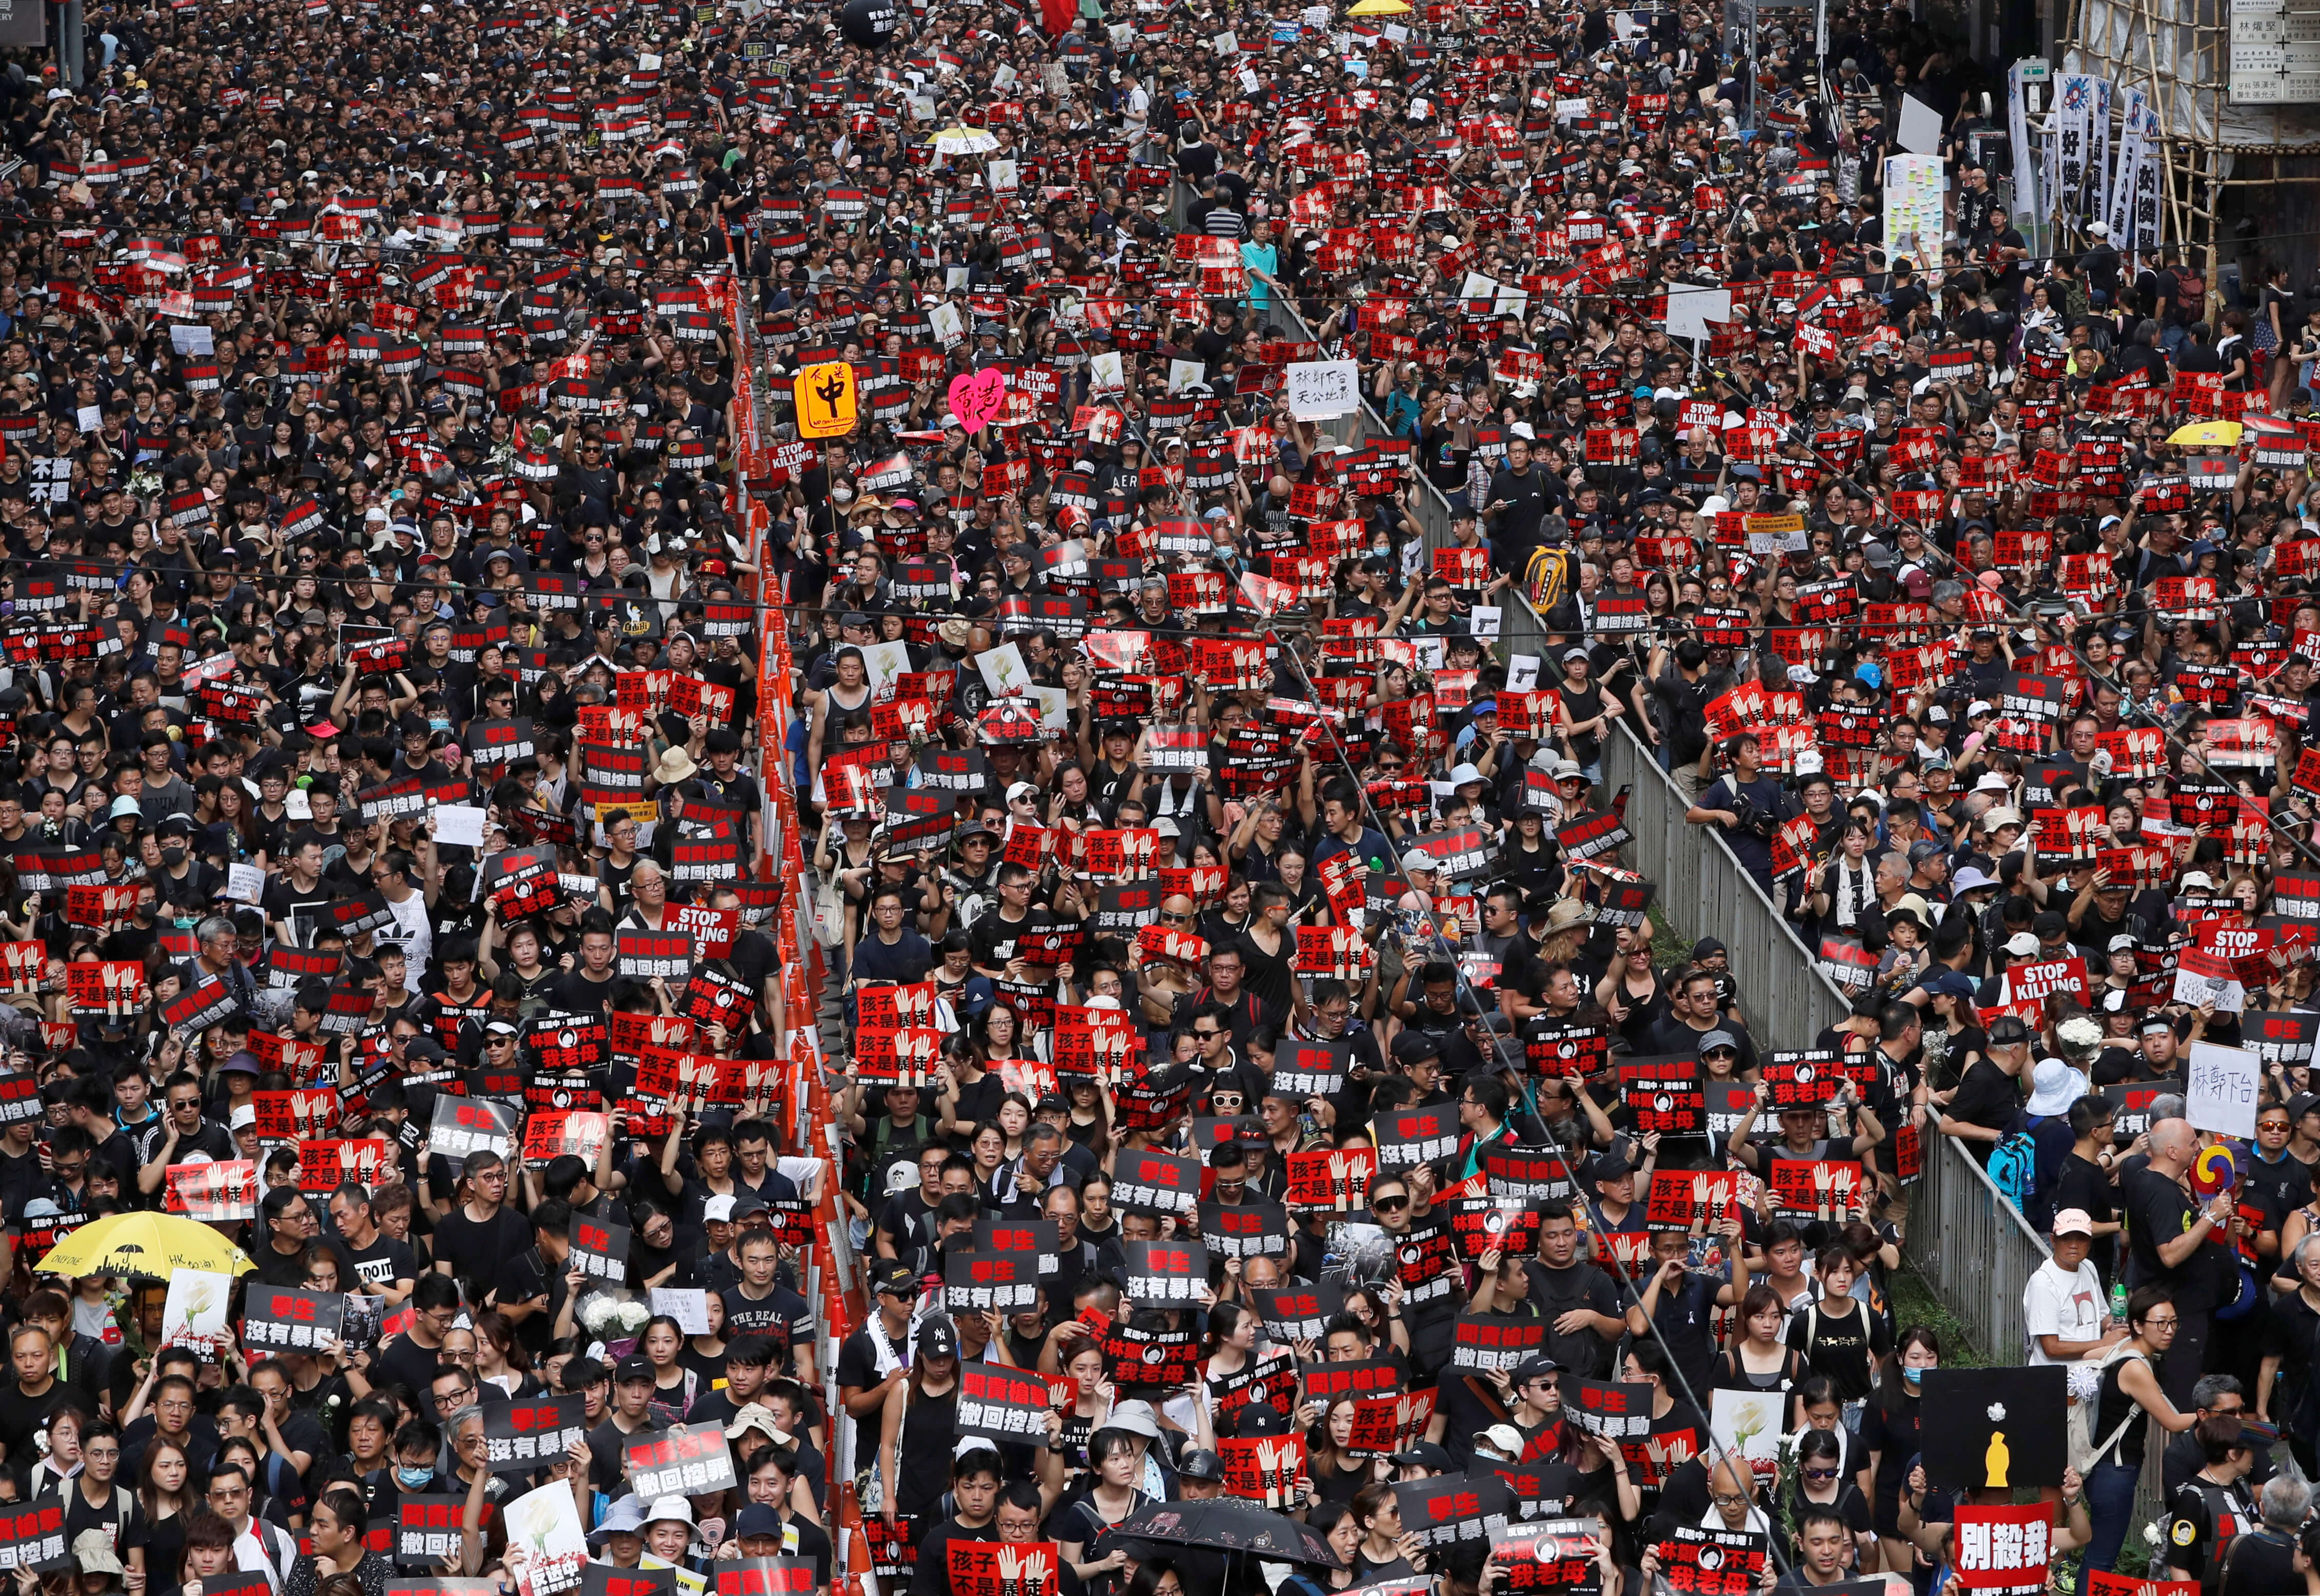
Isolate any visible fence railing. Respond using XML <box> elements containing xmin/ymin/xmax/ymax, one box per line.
<box><xmin>1599</xmin><ymin>725</ymin><xmax>1855</xmax><ymax>1049</ymax></box>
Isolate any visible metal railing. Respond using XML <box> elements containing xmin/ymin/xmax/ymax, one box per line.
<box><xmin>1599</xmin><ymin>724</ymin><xmax>1855</xmax><ymax>1049</ymax></box>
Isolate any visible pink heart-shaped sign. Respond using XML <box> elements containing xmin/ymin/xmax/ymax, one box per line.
<box><xmin>947</xmin><ymin>368</ymin><xmax>1008</xmax><ymax>432</ymax></box>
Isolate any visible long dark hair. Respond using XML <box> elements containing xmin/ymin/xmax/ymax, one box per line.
<box><xmin>1878</xmin><ymin>1325</ymin><xmax>1939</xmax><ymax>1413</ymax></box>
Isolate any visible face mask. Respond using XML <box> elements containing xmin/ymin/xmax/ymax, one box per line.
<box><xmin>428</xmin><ymin>718</ymin><xmax>450</xmax><ymax>733</ymax></box>
<box><xmin>1902</xmin><ymin>1366</ymin><xmax>1923</xmax><ymax>1388</ymax></box>
<box><xmin>395</xmin><ymin>1466</ymin><xmax>434</xmax><ymax>1490</ymax></box>
<box><xmin>161</xmin><ymin>847</ymin><xmax>185</xmax><ymax>868</ymax></box>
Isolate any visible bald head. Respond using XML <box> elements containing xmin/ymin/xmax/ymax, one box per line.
<box><xmin>2149</xmin><ymin>1117</ymin><xmax>2198</xmax><ymax>1169</ymax></box>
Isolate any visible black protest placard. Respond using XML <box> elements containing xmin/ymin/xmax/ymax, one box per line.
<box><xmin>396</xmin><ymin>1495</ymin><xmax>467</xmax><ymax>1567</ymax></box>
<box><xmin>1273</xmin><ymin>1039</ymin><xmax>1349</xmax><ymax>1098</ymax></box>
<box><xmin>243</xmin><ymin>1286</ymin><xmax>346</xmax><ymax>1355</ymax></box>
<box><xmin>1094</xmin><ymin>1324</ymin><xmax>1202</xmax><ymax>1387</ymax></box>
<box><xmin>481</xmin><ymin>1397</ymin><xmax>588</xmax><ymax>1473</ymax></box>
<box><xmin>1111</xmin><ymin>1148</ymin><xmax>1201</xmax><ymax>1217</ymax></box>
<box><xmin>955</xmin><ymin>1362</ymin><xmax>1054</xmax><ymax>1444</ymax></box>
<box><xmin>945</xmin><ymin>1249</ymin><xmax>1043</xmax><ymax>1312</ymax></box>
<box><xmin>1450</xmin><ymin>1311</ymin><xmax>1548</xmax><ymax>1372</ymax></box>
<box><xmin>0</xmin><ymin>1498</ymin><xmax>70</xmax><ymax>1571</ymax></box>
<box><xmin>1653</xmin><ymin>1527</ymin><xmax>1771</xmax><ymax>1595</ymax></box>
<box><xmin>1250</xmin><ymin>1282</ymin><xmax>1343</xmax><ymax>1344</ymax></box>
<box><xmin>569</xmin><ymin>1212</ymin><xmax>630</xmax><ymax>1283</ymax></box>
<box><xmin>625</xmin><ymin>1423</ymin><xmax>741</xmax><ymax>1500</ymax></box>
<box><xmin>1394</xmin><ymin>1472</ymin><xmax>1513</xmax><ymax>1550</ymax></box>
<box><xmin>1391</xmin><ymin>1222</ymin><xmax>1463</xmax><ymax>1307</ymax></box>
<box><xmin>1491</xmin><ymin>1518</ymin><xmax>1603</xmax><ymax>1592</ymax></box>
<box><xmin>616</xmin><ymin>930</ymin><xmax>694</xmax><ymax>980</ymax></box>
<box><xmin>972</xmin><ymin>1217</ymin><xmax>1060</xmax><ymax>1277</ymax></box>
<box><xmin>1483</xmin><ymin>1145</ymin><xmax>1579</xmax><ymax>1200</ymax></box>
<box><xmin>1373</xmin><ymin>1102</ymin><xmax>1463</xmax><ymax>1168</ymax></box>
<box><xmin>1918</xmin><ymin>1366</ymin><xmax>2068</xmax><ymax>1490</ymax></box>
<box><xmin>1569</xmin><ymin>1380</ymin><xmax>1657</xmax><ymax>1441</ymax></box>
<box><xmin>576</xmin><ymin>1570</ymin><xmax>677</xmax><ymax>1596</ymax></box>
<box><xmin>1196</xmin><ymin>1199</ymin><xmax>1291</xmax><ymax>1260</ymax></box>
<box><xmin>1124</xmin><ymin>1240</ymin><xmax>1205</xmax><ymax>1306</ymax></box>
<box><xmin>1558</xmin><ymin>809</ymin><xmax>1633</xmax><ymax>862</ymax></box>
<box><xmin>1302</xmin><ymin>1358</ymin><xmax>1403</xmax><ymax>1404</ymax></box>
<box><xmin>1620</xmin><ymin>1061</ymin><xmax>1705</xmax><ymax>1136</ymax></box>
<box><xmin>162</xmin><ymin>975</ymin><xmax>240</xmax><ymax>1037</ymax></box>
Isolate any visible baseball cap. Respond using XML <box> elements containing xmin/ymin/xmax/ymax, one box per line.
<box><xmin>1390</xmin><ymin>1442</ymin><xmax>1456</xmax><ymax>1473</ymax></box>
<box><xmin>2108</xmin><ymin>935</ymin><xmax>2137</xmax><ymax>953</ymax></box>
<box><xmin>615</xmin><ymin>1355</ymin><xmax>656</xmax><ymax>1385</ymax></box>
<box><xmin>1513</xmin><ymin>1354</ymin><xmax>1561</xmax><ymax>1385</ymax></box>
<box><xmin>1699</xmin><ymin>1030</ymin><xmax>1739</xmax><ymax>1055</ymax></box>
<box><xmin>1177</xmin><ymin>1449</ymin><xmax>1227</xmax><ymax>1482</ymax></box>
<box><xmin>703</xmin><ymin>1195</ymin><xmax>738</xmax><ymax>1223</ymax></box>
<box><xmin>733</xmin><ymin>1505</ymin><xmax>785</xmax><ymax>1540</ymax></box>
<box><xmin>2051</xmin><ymin>1209</ymin><xmax>2096</xmax><ymax>1239</ymax></box>
<box><xmin>2004</xmin><ymin>932</ymin><xmax>2040</xmax><ymax>956</ymax></box>
<box><xmin>1473</xmin><ymin>1425</ymin><xmax>1526</xmax><ymax>1459</ymax></box>
<box><xmin>1988</xmin><ymin>1015</ymin><xmax>2033</xmax><ymax>1046</ymax></box>
<box><xmin>919</xmin><ymin>1316</ymin><xmax>959</xmax><ymax>1359</ymax></box>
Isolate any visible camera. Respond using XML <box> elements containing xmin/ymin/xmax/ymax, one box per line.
<box><xmin>1728</xmin><ymin>792</ymin><xmax>1779</xmax><ymax>840</ymax></box>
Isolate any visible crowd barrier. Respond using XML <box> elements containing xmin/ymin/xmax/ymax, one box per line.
<box><xmin>719</xmin><ymin>285</ymin><xmax>880</xmax><ymax>1594</ymax></box>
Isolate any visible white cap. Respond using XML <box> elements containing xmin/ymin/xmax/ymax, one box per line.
<box><xmin>229</xmin><ymin>1104</ymin><xmax>258</xmax><ymax>1130</ymax></box>
<box><xmin>2182</xmin><ymin>871</ymin><xmax>2215</xmax><ymax>890</ymax></box>
<box><xmin>1975</xmin><ymin>772</ymin><xmax>2012</xmax><ymax>793</ymax></box>
<box><xmin>1400</xmin><ymin>849</ymin><xmax>1439</xmax><ymax>875</ymax></box>
<box><xmin>2005</xmin><ymin>932</ymin><xmax>2040</xmax><ymax>956</ymax></box>
<box><xmin>1968</xmin><ymin>700</ymin><xmax>1995</xmax><ymax>718</ymax></box>
<box><xmin>1005</xmin><ymin>781</ymin><xmax>1040</xmax><ymax>805</ymax></box>
<box><xmin>703</xmin><ymin>1195</ymin><xmax>737</xmax><ymax>1223</ymax></box>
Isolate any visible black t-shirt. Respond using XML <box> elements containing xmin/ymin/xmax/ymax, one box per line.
<box><xmin>1946</xmin><ymin>1059</ymin><xmax>2022</xmax><ymax>1150</ymax></box>
<box><xmin>332</xmin><ymin>1233</ymin><xmax>418</xmax><ymax>1295</ymax></box>
<box><xmin>55</xmin><ymin>1479</ymin><xmax>146</xmax><ymax>1561</ymax></box>
<box><xmin>2124</xmin><ymin>1165</ymin><xmax>2217</xmax><ymax>1310</ymax></box>
<box><xmin>2162</xmin><ymin>1476</ymin><xmax>2255</xmax><ymax>1579</ymax></box>
<box><xmin>585</xmin><ymin>1415</ymin><xmax>662</xmax><ymax>1496</ymax></box>
<box><xmin>494</xmin><ymin>1247</ymin><xmax>569</xmax><ymax>1358</ymax></box>
<box><xmin>908</xmin><ymin>1519</ymin><xmax>999</xmax><ymax>1596</ymax></box>
<box><xmin>0</xmin><ymin>1378</ymin><xmax>68</xmax><ymax>1480</ymax></box>
<box><xmin>431</xmin><ymin>1204</ymin><xmax>534</xmax><ymax>1291</ymax></box>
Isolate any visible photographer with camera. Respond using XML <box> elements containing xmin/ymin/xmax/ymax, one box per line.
<box><xmin>1687</xmin><ymin>732</ymin><xmax>1796</xmax><ymax>902</ymax></box>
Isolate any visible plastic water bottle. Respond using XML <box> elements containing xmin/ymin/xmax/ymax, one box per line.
<box><xmin>2109</xmin><ymin>1278</ymin><xmax>2128</xmax><ymax>1322</ymax></box>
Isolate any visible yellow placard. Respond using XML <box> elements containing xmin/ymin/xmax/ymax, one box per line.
<box><xmin>794</xmin><ymin>361</ymin><xmax>858</xmax><ymax>439</ymax></box>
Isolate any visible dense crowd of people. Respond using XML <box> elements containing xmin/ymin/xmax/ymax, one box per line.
<box><xmin>3</xmin><ymin>0</ymin><xmax>2320</xmax><ymax>1591</ymax></box>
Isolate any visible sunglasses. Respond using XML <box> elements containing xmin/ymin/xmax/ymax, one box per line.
<box><xmin>1373</xmin><ymin>1195</ymin><xmax>1410</xmax><ymax>1213</ymax></box>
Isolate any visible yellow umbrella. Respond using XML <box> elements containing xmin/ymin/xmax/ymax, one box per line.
<box><xmin>1347</xmin><ymin>0</ymin><xmax>1413</xmax><ymax>13</ymax></box>
<box><xmin>37</xmin><ymin>1211</ymin><xmax>255</xmax><ymax>1280</ymax></box>
<box><xmin>2167</xmin><ymin>420</ymin><xmax>2243</xmax><ymax>447</ymax></box>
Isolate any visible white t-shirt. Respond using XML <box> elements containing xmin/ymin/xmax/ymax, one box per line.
<box><xmin>2022</xmin><ymin>1258</ymin><xmax>2108</xmax><ymax>1365</ymax></box>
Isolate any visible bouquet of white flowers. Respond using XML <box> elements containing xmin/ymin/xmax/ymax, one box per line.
<box><xmin>615</xmin><ymin>1300</ymin><xmax>650</xmax><ymax>1334</ymax></box>
<box><xmin>578</xmin><ymin>1295</ymin><xmax>620</xmax><ymax>1335</ymax></box>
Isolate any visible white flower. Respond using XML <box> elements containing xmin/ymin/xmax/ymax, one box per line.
<box><xmin>615</xmin><ymin>1300</ymin><xmax>651</xmax><ymax>1333</ymax></box>
<box><xmin>2057</xmin><ymin>1017</ymin><xmax>2104</xmax><ymax>1052</ymax></box>
<box><xmin>2145</xmin><ymin>1524</ymin><xmax>2162</xmax><ymax>1546</ymax></box>
<box><xmin>579</xmin><ymin>1296</ymin><xmax>617</xmax><ymax>1334</ymax></box>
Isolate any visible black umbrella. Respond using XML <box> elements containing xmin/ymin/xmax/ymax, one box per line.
<box><xmin>1108</xmin><ymin>1497</ymin><xmax>1346</xmax><ymax>1568</ymax></box>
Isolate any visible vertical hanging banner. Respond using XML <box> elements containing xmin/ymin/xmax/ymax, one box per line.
<box><xmin>2008</xmin><ymin>61</ymin><xmax>2042</xmax><ymax>233</ymax></box>
<box><xmin>2133</xmin><ymin>117</ymin><xmax>2163</xmax><ymax>253</ymax></box>
<box><xmin>2106</xmin><ymin>88</ymin><xmax>2146</xmax><ymax>245</ymax></box>
<box><xmin>2090</xmin><ymin>80</ymin><xmax>2114</xmax><ymax>229</ymax></box>
<box><xmin>2056</xmin><ymin>74</ymin><xmax>2094</xmax><ymax>230</ymax></box>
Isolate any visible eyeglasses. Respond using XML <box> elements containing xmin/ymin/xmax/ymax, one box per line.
<box><xmin>1710</xmin><ymin>1492</ymin><xmax>1750</xmax><ymax>1507</ymax></box>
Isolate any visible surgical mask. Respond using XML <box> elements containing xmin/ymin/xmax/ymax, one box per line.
<box><xmin>1902</xmin><ymin>1366</ymin><xmax>1924</xmax><ymax>1388</ymax></box>
<box><xmin>395</xmin><ymin>1466</ymin><xmax>434</xmax><ymax>1490</ymax></box>
<box><xmin>428</xmin><ymin>717</ymin><xmax>450</xmax><ymax>733</ymax></box>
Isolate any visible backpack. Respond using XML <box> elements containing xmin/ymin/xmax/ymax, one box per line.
<box><xmin>1523</xmin><ymin>545</ymin><xmax>1574</xmax><ymax>615</ymax></box>
<box><xmin>1987</xmin><ymin>1132</ymin><xmax>2037</xmax><ymax>1212</ymax></box>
